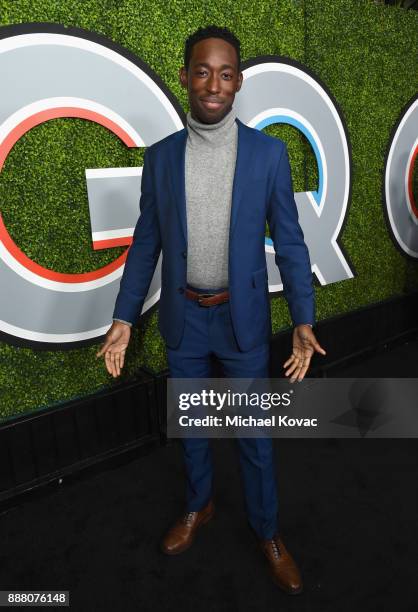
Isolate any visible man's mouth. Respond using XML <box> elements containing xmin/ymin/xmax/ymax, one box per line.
<box><xmin>200</xmin><ymin>98</ymin><xmax>224</xmax><ymax>110</ymax></box>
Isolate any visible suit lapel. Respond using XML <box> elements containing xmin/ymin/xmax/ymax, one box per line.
<box><xmin>229</xmin><ymin>118</ymin><xmax>255</xmax><ymax>237</ymax></box>
<box><xmin>169</xmin><ymin>128</ymin><xmax>188</xmax><ymax>244</ymax></box>
<box><xmin>168</xmin><ymin>116</ymin><xmax>255</xmax><ymax>244</ymax></box>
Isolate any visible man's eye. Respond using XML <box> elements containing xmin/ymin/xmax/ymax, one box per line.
<box><xmin>197</xmin><ymin>70</ymin><xmax>207</xmax><ymax>76</ymax></box>
<box><xmin>222</xmin><ymin>74</ymin><xmax>232</xmax><ymax>79</ymax></box>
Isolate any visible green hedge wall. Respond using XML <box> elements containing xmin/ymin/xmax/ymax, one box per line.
<box><xmin>0</xmin><ymin>0</ymin><xmax>417</xmax><ymax>420</ymax></box>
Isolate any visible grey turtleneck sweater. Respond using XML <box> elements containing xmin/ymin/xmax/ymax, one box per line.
<box><xmin>185</xmin><ymin>107</ymin><xmax>238</xmax><ymax>289</ymax></box>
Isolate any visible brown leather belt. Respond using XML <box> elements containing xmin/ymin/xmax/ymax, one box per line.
<box><xmin>185</xmin><ymin>287</ymin><xmax>230</xmax><ymax>307</ymax></box>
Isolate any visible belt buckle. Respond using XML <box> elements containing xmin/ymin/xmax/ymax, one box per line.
<box><xmin>197</xmin><ymin>293</ymin><xmax>215</xmax><ymax>307</ymax></box>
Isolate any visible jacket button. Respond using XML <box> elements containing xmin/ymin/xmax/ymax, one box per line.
<box><xmin>182</xmin><ymin>251</ymin><xmax>187</xmax><ymax>259</ymax></box>
<box><xmin>178</xmin><ymin>287</ymin><xmax>184</xmax><ymax>294</ymax></box>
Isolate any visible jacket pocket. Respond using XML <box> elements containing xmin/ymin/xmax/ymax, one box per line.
<box><xmin>252</xmin><ymin>266</ymin><xmax>268</xmax><ymax>288</ymax></box>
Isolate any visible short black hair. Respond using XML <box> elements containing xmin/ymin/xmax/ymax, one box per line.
<box><xmin>184</xmin><ymin>25</ymin><xmax>241</xmax><ymax>71</ymax></box>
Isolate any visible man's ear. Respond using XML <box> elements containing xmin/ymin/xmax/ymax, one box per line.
<box><xmin>179</xmin><ymin>66</ymin><xmax>188</xmax><ymax>89</ymax></box>
<box><xmin>236</xmin><ymin>71</ymin><xmax>243</xmax><ymax>93</ymax></box>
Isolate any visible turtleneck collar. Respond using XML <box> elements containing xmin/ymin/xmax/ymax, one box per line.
<box><xmin>186</xmin><ymin>107</ymin><xmax>237</xmax><ymax>148</ymax></box>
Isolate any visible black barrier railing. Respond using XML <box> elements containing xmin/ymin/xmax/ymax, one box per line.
<box><xmin>0</xmin><ymin>369</ymin><xmax>158</xmax><ymax>504</ymax></box>
<box><xmin>270</xmin><ymin>291</ymin><xmax>418</xmax><ymax>377</ymax></box>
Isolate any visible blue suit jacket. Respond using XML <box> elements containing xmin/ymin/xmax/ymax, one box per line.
<box><xmin>113</xmin><ymin>117</ymin><xmax>315</xmax><ymax>352</ymax></box>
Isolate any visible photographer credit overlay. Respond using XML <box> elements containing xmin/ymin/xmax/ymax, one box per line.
<box><xmin>166</xmin><ymin>378</ymin><xmax>418</xmax><ymax>439</ymax></box>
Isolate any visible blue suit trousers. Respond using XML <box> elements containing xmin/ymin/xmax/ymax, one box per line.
<box><xmin>166</xmin><ymin>285</ymin><xmax>279</xmax><ymax>540</ymax></box>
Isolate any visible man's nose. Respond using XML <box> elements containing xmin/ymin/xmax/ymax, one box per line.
<box><xmin>206</xmin><ymin>74</ymin><xmax>221</xmax><ymax>93</ymax></box>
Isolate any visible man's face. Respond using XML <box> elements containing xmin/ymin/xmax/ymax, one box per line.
<box><xmin>179</xmin><ymin>37</ymin><xmax>243</xmax><ymax>124</ymax></box>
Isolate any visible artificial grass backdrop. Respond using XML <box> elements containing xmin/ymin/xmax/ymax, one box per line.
<box><xmin>0</xmin><ymin>0</ymin><xmax>417</xmax><ymax>419</ymax></box>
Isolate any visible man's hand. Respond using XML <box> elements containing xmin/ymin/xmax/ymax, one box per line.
<box><xmin>96</xmin><ymin>321</ymin><xmax>131</xmax><ymax>378</ymax></box>
<box><xmin>283</xmin><ymin>324</ymin><xmax>326</xmax><ymax>383</ymax></box>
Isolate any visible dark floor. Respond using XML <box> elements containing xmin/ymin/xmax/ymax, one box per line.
<box><xmin>1</xmin><ymin>339</ymin><xmax>418</xmax><ymax>611</ymax></box>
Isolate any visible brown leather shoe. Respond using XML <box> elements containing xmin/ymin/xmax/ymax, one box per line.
<box><xmin>161</xmin><ymin>499</ymin><xmax>215</xmax><ymax>555</ymax></box>
<box><xmin>260</xmin><ymin>535</ymin><xmax>303</xmax><ymax>595</ymax></box>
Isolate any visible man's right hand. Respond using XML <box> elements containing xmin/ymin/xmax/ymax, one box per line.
<box><xmin>96</xmin><ymin>321</ymin><xmax>131</xmax><ymax>378</ymax></box>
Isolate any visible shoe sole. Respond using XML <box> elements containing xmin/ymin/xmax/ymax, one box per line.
<box><xmin>160</xmin><ymin>509</ymin><xmax>214</xmax><ymax>555</ymax></box>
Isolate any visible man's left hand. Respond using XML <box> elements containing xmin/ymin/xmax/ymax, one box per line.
<box><xmin>283</xmin><ymin>324</ymin><xmax>326</xmax><ymax>382</ymax></box>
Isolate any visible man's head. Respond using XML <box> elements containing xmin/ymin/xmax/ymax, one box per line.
<box><xmin>180</xmin><ymin>25</ymin><xmax>243</xmax><ymax>124</ymax></box>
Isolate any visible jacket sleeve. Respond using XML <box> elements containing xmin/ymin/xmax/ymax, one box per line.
<box><xmin>266</xmin><ymin>142</ymin><xmax>315</xmax><ymax>326</ymax></box>
<box><xmin>112</xmin><ymin>147</ymin><xmax>162</xmax><ymax>324</ymax></box>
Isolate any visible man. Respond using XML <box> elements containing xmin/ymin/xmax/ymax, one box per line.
<box><xmin>97</xmin><ymin>25</ymin><xmax>325</xmax><ymax>595</ymax></box>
